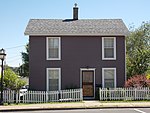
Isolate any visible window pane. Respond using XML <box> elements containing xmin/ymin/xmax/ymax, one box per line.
<box><xmin>48</xmin><ymin>70</ymin><xmax>59</xmax><ymax>79</ymax></box>
<box><xmin>48</xmin><ymin>38</ymin><xmax>59</xmax><ymax>58</ymax></box>
<box><xmin>104</xmin><ymin>69</ymin><xmax>114</xmax><ymax>79</ymax></box>
<box><xmin>104</xmin><ymin>38</ymin><xmax>114</xmax><ymax>48</ymax></box>
<box><xmin>83</xmin><ymin>72</ymin><xmax>93</xmax><ymax>83</ymax></box>
<box><xmin>49</xmin><ymin>48</ymin><xmax>58</xmax><ymax>58</ymax></box>
<box><xmin>104</xmin><ymin>69</ymin><xmax>115</xmax><ymax>88</ymax></box>
<box><xmin>104</xmin><ymin>48</ymin><xmax>114</xmax><ymax>58</ymax></box>
<box><xmin>48</xmin><ymin>69</ymin><xmax>59</xmax><ymax>91</ymax></box>
<box><xmin>104</xmin><ymin>79</ymin><xmax>114</xmax><ymax>88</ymax></box>
<box><xmin>49</xmin><ymin>79</ymin><xmax>59</xmax><ymax>91</ymax></box>
<box><xmin>48</xmin><ymin>38</ymin><xmax>59</xmax><ymax>48</ymax></box>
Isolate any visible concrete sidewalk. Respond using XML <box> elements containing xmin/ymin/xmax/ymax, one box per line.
<box><xmin>0</xmin><ymin>101</ymin><xmax>150</xmax><ymax>112</ymax></box>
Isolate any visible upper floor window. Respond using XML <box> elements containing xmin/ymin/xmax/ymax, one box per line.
<box><xmin>102</xmin><ymin>37</ymin><xmax>116</xmax><ymax>60</ymax></box>
<box><xmin>46</xmin><ymin>37</ymin><xmax>61</xmax><ymax>60</ymax></box>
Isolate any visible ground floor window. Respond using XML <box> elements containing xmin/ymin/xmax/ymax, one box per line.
<box><xmin>46</xmin><ymin>68</ymin><xmax>61</xmax><ymax>91</ymax></box>
<box><xmin>102</xmin><ymin>68</ymin><xmax>116</xmax><ymax>88</ymax></box>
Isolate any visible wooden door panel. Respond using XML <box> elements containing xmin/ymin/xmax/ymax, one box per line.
<box><xmin>82</xmin><ymin>71</ymin><xmax>94</xmax><ymax>97</ymax></box>
<box><xmin>83</xmin><ymin>85</ymin><xmax>93</xmax><ymax>97</ymax></box>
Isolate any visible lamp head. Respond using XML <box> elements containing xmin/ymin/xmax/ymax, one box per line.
<box><xmin>0</xmin><ymin>48</ymin><xmax>6</xmax><ymax>60</ymax></box>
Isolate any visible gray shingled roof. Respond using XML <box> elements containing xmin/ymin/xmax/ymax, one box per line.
<box><xmin>24</xmin><ymin>19</ymin><xmax>129</xmax><ymax>36</ymax></box>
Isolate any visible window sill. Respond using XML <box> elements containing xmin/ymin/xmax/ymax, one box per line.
<box><xmin>102</xmin><ymin>58</ymin><xmax>116</xmax><ymax>60</ymax></box>
<box><xmin>47</xmin><ymin>58</ymin><xmax>61</xmax><ymax>60</ymax></box>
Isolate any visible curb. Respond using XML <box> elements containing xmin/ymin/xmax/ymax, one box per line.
<box><xmin>1</xmin><ymin>106</ymin><xmax>150</xmax><ymax>112</ymax></box>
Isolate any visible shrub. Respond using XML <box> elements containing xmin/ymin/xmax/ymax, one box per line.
<box><xmin>125</xmin><ymin>75</ymin><xmax>150</xmax><ymax>88</ymax></box>
<box><xmin>146</xmin><ymin>74</ymin><xmax>150</xmax><ymax>79</ymax></box>
<box><xmin>0</xmin><ymin>67</ymin><xmax>26</xmax><ymax>90</ymax></box>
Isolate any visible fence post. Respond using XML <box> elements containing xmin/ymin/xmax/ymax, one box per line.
<box><xmin>80</xmin><ymin>88</ymin><xmax>83</xmax><ymax>101</ymax></box>
<box><xmin>46</xmin><ymin>91</ymin><xmax>48</xmax><ymax>102</ymax></box>
<box><xmin>147</xmin><ymin>87</ymin><xmax>149</xmax><ymax>100</ymax></box>
<box><xmin>135</xmin><ymin>88</ymin><xmax>136</xmax><ymax>100</ymax></box>
<box><xmin>109</xmin><ymin>89</ymin><xmax>111</xmax><ymax>100</ymax></box>
<box><xmin>124</xmin><ymin>88</ymin><xmax>126</xmax><ymax>100</ymax></box>
<box><xmin>15</xmin><ymin>91</ymin><xmax>18</xmax><ymax>104</ymax></box>
<box><xmin>99</xmin><ymin>88</ymin><xmax>101</xmax><ymax>100</ymax></box>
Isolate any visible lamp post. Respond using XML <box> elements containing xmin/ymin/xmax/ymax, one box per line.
<box><xmin>0</xmin><ymin>48</ymin><xmax>6</xmax><ymax>105</ymax></box>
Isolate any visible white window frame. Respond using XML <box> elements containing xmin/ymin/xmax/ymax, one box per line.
<box><xmin>46</xmin><ymin>68</ymin><xmax>61</xmax><ymax>91</ymax></box>
<box><xmin>102</xmin><ymin>37</ymin><xmax>116</xmax><ymax>60</ymax></box>
<box><xmin>46</xmin><ymin>37</ymin><xmax>61</xmax><ymax>60</ymax></box>
<box><xmin>102</xmin><ymin>68</ymin><xmax>116</xmax><ymax>88</ymax></box>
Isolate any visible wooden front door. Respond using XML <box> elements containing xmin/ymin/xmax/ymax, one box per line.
<box><xmin>82</xmin><ymin>71</ymin><xmax>94</xmax><ymax>97</ymax></box>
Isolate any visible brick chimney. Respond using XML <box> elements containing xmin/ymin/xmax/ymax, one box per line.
<box><xmin>73</xmin><ymin>3</ymin><xmax>78</xmax><ymax>20</ymax></box>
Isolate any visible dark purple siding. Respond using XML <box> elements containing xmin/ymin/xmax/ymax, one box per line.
<box><xmin>29</xmin><ymin>36</ymin><xmax>125</xmax><ymax>91</ymax></box>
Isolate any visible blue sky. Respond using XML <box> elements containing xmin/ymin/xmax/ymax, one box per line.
<box><xmin>0</xmin><ymin>0</ymin><xmax>149</xmax><ymax>67</ymax></box>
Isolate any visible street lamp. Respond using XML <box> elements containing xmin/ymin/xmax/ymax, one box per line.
<box><xmin>0</xmin><ymin>48</ymin><xmax>6</xmax><ymax>105</ymax></box>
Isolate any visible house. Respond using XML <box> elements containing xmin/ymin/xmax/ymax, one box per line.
<box><xmin>24</xmin><ymin>4</ymin><xmax>129</xmax><ymax>99</ymax></box>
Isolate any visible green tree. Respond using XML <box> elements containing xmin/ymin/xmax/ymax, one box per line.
<box><xmin>19</xmin><ymin>43</ymin><xmax>29</xmax><ymax>77</ymax></box>
<box><xmin>0</xmin><ymin>67</ymin><xmax>26</xmax><ymax>90</ymax></box>
<box><xmin>126</xmin><ymin>21</ymin><xmax>150</xmax><ymax>78</ymax></box>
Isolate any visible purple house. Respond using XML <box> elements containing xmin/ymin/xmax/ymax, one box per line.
<box><xmin>24</xmin><ymin>5</ymin><xmax>129</xmax><ymax>99</ymax></box>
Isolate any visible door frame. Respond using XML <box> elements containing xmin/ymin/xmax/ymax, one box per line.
<box><xmin>80</xmin><ymin>68</ymin><xmax>96</xmax><ymax>99</ymax></box>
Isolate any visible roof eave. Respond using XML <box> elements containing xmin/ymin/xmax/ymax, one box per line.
<box><xmin>24</xmin><ymin>33</ymin><xmax>129</xmax><ymax>37</ymax></box>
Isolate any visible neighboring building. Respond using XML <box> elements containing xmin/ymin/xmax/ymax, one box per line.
<box><xmin>24</xmin><ymin>5</ymin><xmax>129</xmax><ymax>99</ymax></box>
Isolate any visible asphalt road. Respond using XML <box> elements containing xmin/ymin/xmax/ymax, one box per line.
<box><xmin>3</xmin><ymin>108</ymin><xmax>150</xmax><ymax>113</ymax></box>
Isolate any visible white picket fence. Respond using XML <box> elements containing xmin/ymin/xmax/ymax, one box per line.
<box><xmin>3</xmin><ymin>88</ymin><xmax>83</xmax><ymax>103</ymax></box>
<box><xmin>99</xmin><ymin>87</ymin><xmax>150</xmax><ymax>100</ymax></box>
<box><xmin>3</xmin><ymin>90</ymin><xmax>15</xmax><ymax>103</ymax></box>
<box><xmin>60</xmin><ymin>89</ymin><xmax>82</xmax><ymax>102</ymax></box>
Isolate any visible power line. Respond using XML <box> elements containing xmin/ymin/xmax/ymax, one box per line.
<box><xmin>7</xmin><ymin>58</ymin><xmax>22</xmax><ymax>63</ymax></box>
<box><xmin>7</xmin><ymin>55</ymin><xmax>21</xmax><ymax>59</ymax></box>
<box><xmin>5</xmin><ymin>45</ymin><xmax>25</xmax><ymax>50</ymax></box>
